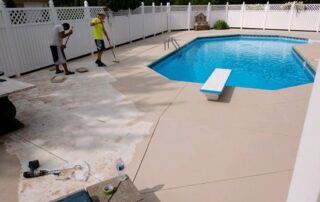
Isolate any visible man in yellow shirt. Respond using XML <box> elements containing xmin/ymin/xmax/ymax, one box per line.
<box><xmin>91</xmin><ymin>11</ymin><xmax>110</xmax><ymax>67</ymax></box>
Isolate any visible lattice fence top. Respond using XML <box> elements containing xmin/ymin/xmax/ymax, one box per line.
<box><xmin>7</xmin><ymin>8</ymin><xmax>51</xmax><ymax>25</ymax></box>
<box><xmin>56</xmin><ymin>8</ymin><xmax>84</xmax><ymax>21</ymax></box>
<box><xmin>192</xmin><ymin>5</ymin><xmax>207</xmax><ymax>12</ymax></box>
<box><xmin>228</xmin><ymin>5</ymin><xmax>242</xmax><ymax>10</ymax></box>
<box><xmin>131</xmin><ymin>7</ymin><xmax>142</xmax><ymax>15</ymax></box>
<box><xmin>246</xmin><ymin>4</ymin><xmax>265</xmax><ymax>10</ymax></box>
<box><xmin>171</xmin><ymin>6</ymin><xmax>188</xmax><ymax>12</ymax></box>
<box><xmin>89</xmin><ymin>7</ymin><xmax>105</xmax><ymax>18</ymax></box>
<box><xmin>113</xmin><ymin>10</ymin><xmax>129</xmax><ymax>16</ymax></box>
<box><xmin>211</xmin><ymin>5</ymin><xmax>226</xmax><ymax>11</ymax></box>
<box><xmin>144</xmin><ymin>6</ymin><xmax>153</xmax><ymax>14</ymax></box>
<box><xmin>299</xmin><ymin>4</ymin><xmax>320</xmax><ymax>11</ymax></box>
<box><xmin>269</xmin><ymin>4</ymin><xmax>290</xmax><ymax>11</ymax></box>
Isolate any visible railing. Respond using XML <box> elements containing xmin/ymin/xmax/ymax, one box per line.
<box><xmin>1</xmin><ymin>1</ymin><xmax>320</xmax><ymax>76</ymax></box>
<box><xmin>164</xmin><ymin>37</ymin><xmax>181</xmax><ymax>50</ymax></box>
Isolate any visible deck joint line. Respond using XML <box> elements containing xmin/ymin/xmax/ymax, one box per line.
<box><xmin>133</xmin><ymin>83</ymin><xmax>188</xmax><ymax>183</ymax></box>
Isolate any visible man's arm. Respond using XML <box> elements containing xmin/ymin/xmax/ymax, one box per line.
<box><xmin>90</xmin><ymin>18</ymin><xmax>101</xmax><ymax>26</ymax></box>
<box><xmin>59</xmin><ymin>29</ymin><xmax>73</xmax><ymax>39</ymax></box>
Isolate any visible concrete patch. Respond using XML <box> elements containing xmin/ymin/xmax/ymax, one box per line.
<box><xmin>5</xmin><ymin>65</ymin><xmax>152</xmax><ymax>201</ymax></box>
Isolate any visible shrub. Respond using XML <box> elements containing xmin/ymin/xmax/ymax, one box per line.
<box><xmin>213</xmin><ymin>20</ymin><xmax>229</xmax><ymax>30</ymax></box>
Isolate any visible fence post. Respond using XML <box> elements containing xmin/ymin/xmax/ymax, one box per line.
<box><xmin>48</xmin><ymin>0</ymin><xmax>57</xmax><ymax>24</ymax></box>
<box><xmin>152</xmin><ymin>2</ymin><xmax>156</xmax><ymax>36</ymax></box>
<box><xmin>187</xmin><ymin>2</ymin><xmax>191</xmax><ymax>31</ymax></box>
<box><xmin>128</xmin><ymin>8</ymin><xmax>132</xmax><ymax>42</ymax></box>
<box><xmin>84</xmin><ymin>1</ymin><xmax>95</xmax><ymax>54</ymax></box>
<box><xmin>142</xmin><ymin>2</ymin><xmax>145</xmax><ymax>39</ymax></box>
<box><xmin>0</xmin><ymin>0</ymin><xmax>20</xmax><ymax>76</ymax></box>
<box><xmin>160</xmin><ymin>2</ymin><xmax>163</xmax><ymax>34</ymax></box>
<box><xmin>240</xmin><ymin>2</ymin><xmax>245</xmax><ymax>29</ymax></box>
<box><xmin>263</xmin><ymin>1</ymin><xmax>269</xmax><ymax>30</ymax></box>
<box><xmin>225</xmin><ymin>2</ymin><xmax>229</xmax><ymax>23</ymax></box>
<box><xmin>288</xmin><ymin>2</ymin><xmax>295</xmax><ymax>31</ymax></box>
<box><xmin>207</xmin><ymin>2</ymin><xmax>211</xmax><ymax>26</ymax></box>
<box><xmin>167</xmin><ymin>2</ymin><xmax>171</xmax><ymax>32</ymax></box>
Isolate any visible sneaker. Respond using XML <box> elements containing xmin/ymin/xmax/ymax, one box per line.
<box><xmin>95</xmin><ymin>60</ymin><xmax>100</xmax><ymax>64</ymax></box>
<box><xmin>97</xmin><ymin>61</ymin><xmax>107</xmax><ymax>67</ymax></box>
<box><xmin>65</xmin><ymin>71</ymin><xmax>75</xmax><ymax>75</ymax></box>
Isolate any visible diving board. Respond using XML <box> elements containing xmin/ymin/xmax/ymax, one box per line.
<box><xmin>200</xmin><ymin>68</ymin><xmax>232</xmax><ymax>101</ymax></box>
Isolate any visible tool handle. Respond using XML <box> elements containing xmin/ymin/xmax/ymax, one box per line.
<box><xmin>64</xmin><ymin>26</ymin><xmax>74</xmax><ymax>47</ymax></box>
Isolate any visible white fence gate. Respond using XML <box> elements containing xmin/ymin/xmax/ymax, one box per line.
<box><xmin>1</xmin><ymin>1</ymin><xmax>320</xmax><ymax>76</ymax></box>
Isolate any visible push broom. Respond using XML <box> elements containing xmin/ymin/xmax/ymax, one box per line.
<box><xmin>107</xmin><ymin>39</ymin><xmax>120</xmax><ymax>63</ymax></box>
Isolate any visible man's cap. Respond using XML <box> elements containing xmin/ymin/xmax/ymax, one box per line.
<box><xmin>98</xmin><ymin>11</ymin><xmax>106</xmax><ymax>16</ymax></box>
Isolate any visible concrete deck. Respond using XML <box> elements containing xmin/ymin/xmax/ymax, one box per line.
<box><xmin>1</xmin><ymin>29</ymin><xmax>319</xmax><ymax>202</ymax></box>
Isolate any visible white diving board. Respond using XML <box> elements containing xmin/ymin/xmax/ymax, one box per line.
<box><xmin>200</xmin><ymin>68</ymin><xmax>232</xmax><ymax>101</ymax></box>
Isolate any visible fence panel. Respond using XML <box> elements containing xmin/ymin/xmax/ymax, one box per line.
<box><xmin>0</xmin><ymin>9</ymin><xmax>4</xmax><ymax>28</ymax></box>
<box><xmin>0</xmin><ymin>8</ymin><xmax>17</xmax><ymax>76</ymax></box>
<box><xmin>210</xmin><ymin>5</ymin><xmax>226</xmax><ymax>27</ymax></box>
<box><xmin>144</xmin><ymin>6</ymin><xmax>155</xmax><ymax>37</ymax></box>
<box><xmin>154</xmin><ymin>12</ymin><xmax>163</xmax><ymax>34</ymax></box>
<box><xmin>162</xmin><ymin>11</ymin><xmax>168</xmax><ymax>32</ymax></box>
<box><xmin>171</xmin><ymin>5</ymin><xmax>188</xmax><ymax>30</ymax></box>
<box><xmin>291</xmin><ymin>4</ymin><xmax>320</xmax><ymax>31</ymax></box>
<box><xmin>243</xmin><ymin>4</ymin><xmax>265</xmax><ymax>29</ymax></box>
<box><xmin>129</xmin><ymin>14</ymin><xmax>143</xmax><ymax>41</ymax></box>
<box><xmin>0</xmin><ymin>28</ymin><xmax>17</xmax><ymax>76</ymax></box>
<box><xmin>154</xmin><ymin>6</ymin><xmax>164</xmax><ymax>34</ymax></box>
<box><xmin>112</xmin><ymin>10</ymin><xmax>130</xmax><ymax>45</ymax></box>
<box><xmin>227</xmin><ymin>5</ymin><xmax>242</xmax><ymax>28</ymax></box>
<box><xmin>266</xmin><ymin>4</ymin><xmax>290</xmax><ymax>30</ymax></box>
<box><xmin>3</xmin><ymin>8</ymin><xmax>55</xmax><ymax>74</ymax></box>
<box><xmin>112</xmin><ymin>16</ymin><xmax>130</xmax><ymax>45</ymax></box>
<box><xmin>10</xmin><ymin>25</ymin><xmax>54</xmax><ymax>73</ymax></box>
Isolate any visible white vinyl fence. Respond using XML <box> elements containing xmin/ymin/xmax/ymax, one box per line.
<box><xmin>1</xmin><ymin>1</ymin><xmax>320</xmax><ymax>76</ymax></box>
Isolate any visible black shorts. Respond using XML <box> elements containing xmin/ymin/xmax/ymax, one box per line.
<box><xmin>95</xmin><ymin>40</ymin><xmax>105</xmax><ymax>51</ymax></box>
<box><xmin>50</xmin><ymin>46</ymin><xmax>66</xmax><ymax>65</ymax></box>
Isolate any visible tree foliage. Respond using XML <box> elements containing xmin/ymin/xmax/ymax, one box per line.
<box><xmin>5</xmin><ymin>0</ymin><xmax>17</xmax><ymax>8</ymax></box>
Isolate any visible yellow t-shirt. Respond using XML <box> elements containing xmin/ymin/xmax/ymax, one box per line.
<box><xmin>92</xmin><ymin>17</ymin><xmax>104</xmax><ymax>40</ymax></box>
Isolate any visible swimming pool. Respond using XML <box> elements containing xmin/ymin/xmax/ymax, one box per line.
<box><xmin>150</xmin><ymin>35</ymin><xmax>314</xmax><ymax>90</ymax></box>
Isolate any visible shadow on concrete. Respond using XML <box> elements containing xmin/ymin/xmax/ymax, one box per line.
<box><xmin>219</xmin><ymin>87</ymin><xmax>235</xmax><ymax>103</ymax></box>
<box><xmin>140</xmin><ymin>184</ymin><xmax>164</xmax><ymax>202</ymax></box>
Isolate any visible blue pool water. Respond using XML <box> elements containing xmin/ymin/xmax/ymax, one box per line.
<box><xmin>150</xmin><ymin>35</ymin><xmax>314</xmax><ymax>90</ymax></box>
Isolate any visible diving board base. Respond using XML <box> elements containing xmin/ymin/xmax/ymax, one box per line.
<box><xmin>203</xmin><ymin>92</ymin><xmax>219</xmax><ymax>101</ymax></box>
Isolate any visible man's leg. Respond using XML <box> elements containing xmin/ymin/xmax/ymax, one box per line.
<box><xmin>55</xmin><ymin>65</ymin><xmax>63</xmax><ymax>74</ymax></box>
<box><xmin>95</xmin><ymin>40</ymin><xmax>106</xmax><ymax>67</ymax></box>
<box><xmin>96</xmin><ymin>50</ymin><xmax>102</xmax><ymax>62</ymax></box>
<box><xmin>62</xmin><ymin>63</ymin><xmax>74</xmax><ymax>75</ymax></box>
<box><xmin>50</xmin><ymin>46</ymin><xmax>63</xmax><ymax>74</ymax></box>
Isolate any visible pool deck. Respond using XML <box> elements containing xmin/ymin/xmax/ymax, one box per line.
<box><xmin>1</xmin><ymin>29</ymin><xmax>320</xmax><ymax>202</ymax></box>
